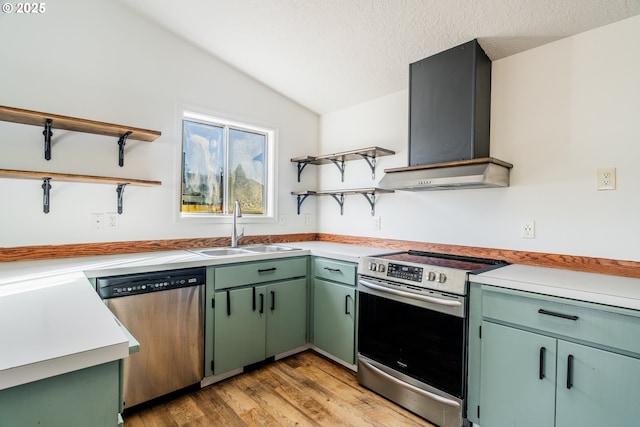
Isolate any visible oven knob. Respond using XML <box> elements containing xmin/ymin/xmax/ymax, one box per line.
<box><xmin>369</xmin><ymin>262</ymin><xmax>377</xmax><ymax>271</ymax></box>
<box><xmin>427</xmin><ymin>271</ymin><xmax>436</xmax><ymax>281</ymax></box>
<box><xmin>377</xmin><ymin>264</ymin><xmax>386</xmax><ymax>273</ymax></box>
<box><xmin>437</xmin><ymin>273</ymin><xmax>447</xmax><ymax>283</ymax></box>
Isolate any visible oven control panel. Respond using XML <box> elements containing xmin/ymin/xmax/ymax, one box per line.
<box><xmin>361</xmin><ymin>258</ymin><xmax>467</xmax><ymax>295</ymax></box>
<box><xmin>387</xmin><ymin>263</ymin><xmax>423</xmax><ymax>282</ymax></box>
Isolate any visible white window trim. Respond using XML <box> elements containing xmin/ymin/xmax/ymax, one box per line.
<box><xmin>175</xmin><ymin>106</ymin><xmax>278</xmax><ymax>224</ymax></box>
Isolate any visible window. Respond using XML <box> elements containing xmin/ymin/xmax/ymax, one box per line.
<box><xmin>180</xmin><ymin>111</ymin><xmax>275</xmax><ymax>219</ymax></box>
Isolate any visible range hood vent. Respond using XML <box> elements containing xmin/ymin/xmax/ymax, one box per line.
<box><xmin>379</xmin><ymin>158</ymin><xmax>512</xmax><ymax>191</ymax></box>
<box><xmin>382</xmin><ymin>39</ymin><xmax>512</xmax><ymax>191</ymax></box>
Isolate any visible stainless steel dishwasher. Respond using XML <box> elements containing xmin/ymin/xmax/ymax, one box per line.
<box><xmin>97</xmin><ymin>267</ymin><xmax>205</xmax><ymax>409</ymax></box>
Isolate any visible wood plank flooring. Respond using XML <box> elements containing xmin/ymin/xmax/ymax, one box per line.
<box><xmin>123</xmin><ymin>351</ymin><xmax>435</xmax><ymax>427</ymax></box>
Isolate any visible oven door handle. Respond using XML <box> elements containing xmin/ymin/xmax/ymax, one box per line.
<box><xmin>360</xmin><ymin>358</ymin><xmax>461</xmax><ymax>408</ymax></box>
<box><xmin>358</xmin><ymin>279</ymin><xmax>462</xmax><ymax>308</ymax></box>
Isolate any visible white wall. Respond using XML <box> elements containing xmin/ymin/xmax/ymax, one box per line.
<box><xmin>0</xmin><ymin>0</ymin><xmax>318</xmax><ymax>247</ymax></box>
<box><xmin>318</xmin><ymin>15</ymin><xmax>640</xmax><ymax>262</ymax></box>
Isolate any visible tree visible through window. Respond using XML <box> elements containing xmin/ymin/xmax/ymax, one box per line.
<box><xmin>181</xmin><ymin>112</ymin><xmax>270</xmax><ymax>217</ymax></box>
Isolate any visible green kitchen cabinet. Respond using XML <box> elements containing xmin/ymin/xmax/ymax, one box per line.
<box><xmin>265</xmin><ymin>278</ymin><xmax>308</xmax><ymax>357</ymax></box>
<box><xmin>0</xmin><ymin>361</ymin><xmax>120</xmax><ymax>427</ymax></box>
<box><xmin>469</xmin><ymin>283</ymin><xmax>640</xmax><ymax>427</ymax></box>
<box><xmin>214</xmin><ymin>285</ymin><xmax>266</xmax><ymax>374</ymax></box>
<box><xmin>208</xmin><ymin>257</ymin><xmax>308</xmax><ymax>376</ymax></box>
<box><xmin>312</xmin><ymin>257</ymin><xmax>357</xmax><ymax>365</ymax></box>
<box><xmin>479</xmin><ymin>321</ymin><xmax>557</xmax><ymax>426</ymax></box>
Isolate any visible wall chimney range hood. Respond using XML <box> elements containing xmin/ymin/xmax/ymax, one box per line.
<box><xmin>379</xmin><ymin>39</ymin><xmax>512</xmax><ymax>191</ymax></box>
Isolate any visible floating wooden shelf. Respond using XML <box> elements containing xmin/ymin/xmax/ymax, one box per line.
<box><xmin>0</xmin><ymin>169</ymin><xmax>161</xmax><ymax>214</ymax></box>
<box><xmin>0</xmin><ymin>105</ymin><xmax>161</xmax><ymax>141</ymax></box>
<box><xmin>0</xmin><ymin>105</ymin><xmax>161</xmax><ymax>165</ymax></box>
<box><xmin>0</xmin><ymin>169</ymin><xmax>161</xmax><ymax>186</ymax></box>
<box><xmin>291</xmin><ymin>146</ymin><xmax>395</xmax><ymax>181</ymax></box>
<box><xmin>291</xmin><ymin>188</ymin><xmax>394</xmax><ymax>216</ymax></box>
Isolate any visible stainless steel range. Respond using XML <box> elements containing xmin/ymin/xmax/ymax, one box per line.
<box><xmin>357</xmin><ymin>250</ymin><xmax>507</xmax><ymax>427</ymax></box>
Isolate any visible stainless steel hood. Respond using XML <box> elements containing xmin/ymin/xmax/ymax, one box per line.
<box><xmin>379</xmin><ymin>158</ymin><xmax>512</xmax><ymax>191</ymax></box>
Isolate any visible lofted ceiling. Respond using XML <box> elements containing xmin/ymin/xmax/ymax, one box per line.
<box><xmin>119</xmin><ymin>0</ymin><xmax>640</xmax><ymax>114</ymax></box>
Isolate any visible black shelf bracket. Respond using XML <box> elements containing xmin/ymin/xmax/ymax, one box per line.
<box><xmin>43</xmin><ymin>119</ymin><xmax>53</xmax><ymax>161</ymax></box>
<box><xmin>117</xmin><ymin>131</ymin><xmax>132</xmax><ymax>167</ymax></box>
<box><xmin>360</xmin><ymin>192</ymin><xmax>377</xmax><ymax>216</ymax></box>
<box><xmin>116</xmin><ymin>183</ymin><xmax>128</xmax><ymax>214</ymax></box>
<box><xmin>296</xmin><ymin>162</ymin><xmax>309</xmax><ymax>182</ymax></box>
<box><xmin>358</xmin><ymin>154</ymin><xmax>377</xmax><ymax>180</ymax></box>
<box><xmin>329</xmin><ymin>193</ymin><xmax>345</xmax><ymax>215</ymax></box>
<box><xmin>295</xmin><ymin>193</ymin><xmax>311</xmax><ymax>215</ymax></box>
<box><xmin>42</xmin><ymin>178</ymin><xmax>52</xmax><ymax>214</ymax></box>
<box><xmin>329</xmin><ymin>159</ymin><xmax>346</xmax><ymax>182</ymax></box>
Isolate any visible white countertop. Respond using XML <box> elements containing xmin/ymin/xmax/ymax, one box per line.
<box><xmin>0</xmin><ymin>241</ymin><xmax>387</xmax><ymax>391</ymax></box>
<box><xmin>0</xmin><ymin>273</ymin><xmax>130</xmax><ymax>391</ymax></box>
<box><xmin>471</xmin><ymin>264</ymin><xmax>640</xmax><ymax>311</ymax></box>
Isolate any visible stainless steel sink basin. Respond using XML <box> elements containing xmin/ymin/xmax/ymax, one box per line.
<box><xmin>243</xmin><ymin>244</ymin><xmax>301</xmax><ymax>253</ymax></box>
<box><xmin>190</xmin><ymin>245</ymin><xmax>301</xmax><ymax>257</ymax></box>
<box><xmin>192</xmin><ymin>247</ymin><xmax>253</xmax><ymax>257</ymax></box>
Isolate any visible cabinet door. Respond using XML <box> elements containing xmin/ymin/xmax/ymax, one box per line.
<box><xmin>313</xmin><ymin>279</ymin><xmax>356</xmax><ymax>364</ymax></box>
<box><xmin>266</xmin><ymin>278</ymin><xmax>307</xmax><ymax>357</ymax></box>
<box><xmin>556</xmin><ymin>340</ymin><xmax>640</xmax><ymax>427</ymax></box>
<box><xmin>214</xmin><ymin>287</ymin><xmax>266</xmax><ymax>374</ymax></box>
<box><xmin>479</xmin><ymin>321</ymin><xmax>556</xmax><ymax>427</ymax></box>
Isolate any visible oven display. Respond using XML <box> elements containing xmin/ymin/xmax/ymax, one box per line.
<box><xmin>387</xmin><ymin>263</ymin><xmax>423</xmax><ymax>282</ymax></box>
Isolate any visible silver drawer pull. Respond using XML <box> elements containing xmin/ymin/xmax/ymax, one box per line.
<box><xmin>538</xmin><ymin>308</ymin><xmax>579</xmax><ymax>321</ymax></box>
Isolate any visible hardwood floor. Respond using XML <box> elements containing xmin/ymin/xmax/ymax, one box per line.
<box><xmin>123</xmin><ymin>351</ymin><xmax>435</xmax><ymax>427</ymax></box>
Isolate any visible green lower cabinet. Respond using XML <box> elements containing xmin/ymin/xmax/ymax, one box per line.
<box><xmin>555</xmin><ymin>340</ymin><xmax>640</xmax><ymax>427</ymax></box>
<box><xmin>213</xmin><ymin>278</ymin><xmax>307</xmax><ymax>375</ymax></box>
<box><xmin>0</xmin><ymin>361</ymin><xmax>120</xmax><ymax>427</ymax></box>
<box><xmin>479</xmin><ymin>321</ymin><xmax>557</xmax><ymax>427</ymax></box>
<box><xmin>265</xmin><ymin>279</ymin><xmax>308</xmax><ymax>357</ymax></box>
<box><xmin>214</xmin><ymin>286</ymin><xmax>267</xmax><ymax>374</ymax></box>
<box><xmin>479</xmin><ymin>320</ymin><xmax>640</xmax><ymax>427</ymax></box>
<box><xmin>313</xmin><ymin>278</ymin><xmax>356</xmax><ymax>364</ymax></box>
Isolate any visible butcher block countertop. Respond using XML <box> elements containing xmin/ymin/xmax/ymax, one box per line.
<box><xmin>0</xmin><ymin>242</ymin><xmax>388</xmax><ymax>391</ymax></box>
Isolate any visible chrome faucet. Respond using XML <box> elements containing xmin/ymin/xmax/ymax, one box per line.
<box><xmin>231</xmin><ymin>200</ymin><xmax>244</xmax><ymax>247</ymax></box>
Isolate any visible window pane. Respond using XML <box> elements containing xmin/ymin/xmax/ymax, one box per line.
<box><xmin>181</xmin><ymin>120</ymin><xmax>225</xmax><ymax>213</ymax></box>
<box><xmin>228</xmin><ymin>128</ymin><xmax>266</xmax><ymax>214</ymax></box>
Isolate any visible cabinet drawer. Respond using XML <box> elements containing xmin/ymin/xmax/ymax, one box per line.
<box><xmin>482</xmin><ymin>286</ymin><xmax>640</xmax><ymax>356</ymax></box>
<box><xmin>214</xmin><ymin>257</ymin><xmax>307</xmax><ymax>290</ymax></box>
<box><xmin>314</xmin><ymin>257</ymin><xmax>356</xmax><ymax>286</ymax></box>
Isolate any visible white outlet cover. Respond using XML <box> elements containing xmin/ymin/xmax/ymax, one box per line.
<box><xmin>522</xmin><ymin>220</ymin><xmax>535</xmax><ymax>239</ymax></box>
<box><xmin>597</xmin><ymin>167</ymin><xmax>616</xmax><ymax>190</ymax></box>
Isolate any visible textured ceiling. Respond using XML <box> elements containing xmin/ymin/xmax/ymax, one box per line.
<box><xmin>119</xmin><ymin>0</ymin><xmax>640</xmax><ymax>114</ymax></box>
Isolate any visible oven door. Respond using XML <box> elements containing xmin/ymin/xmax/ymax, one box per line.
<box><xmin>357</xmin><ymin>276</ymin><xmax>466</xmax><ymax>399</ymax></box>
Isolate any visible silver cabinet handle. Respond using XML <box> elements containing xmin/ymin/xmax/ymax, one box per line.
<box><xmin>358</xmin><ymin>279</ymin><xmax>462</xmax><ymax>307</ymax></box>
<box><xmin>360</xmin><ymin>358</ymin><xmax>460</xmax><ymax>408</ymax></box>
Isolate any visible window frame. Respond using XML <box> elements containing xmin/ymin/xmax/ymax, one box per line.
<box><xmin>177</xmin><ymin>108</ymin><xmax>277</xmax><ymax>224</ymax></box>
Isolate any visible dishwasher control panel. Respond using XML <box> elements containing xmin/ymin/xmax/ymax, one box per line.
<box><xmin>96</xmin><ymin>267</ymin><xmax>206</xmax><ymax>299</ymax></box>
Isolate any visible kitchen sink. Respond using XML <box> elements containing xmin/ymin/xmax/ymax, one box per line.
<box><xmin>243</xmin><ymin>244</ymin><xmax>302</xmax><ymax>253</ymax></box>
<box><xmin>191</xmin><ymin>248</ymin><xmax>253</xmax><ymax>257</ymax></box>
<box><xmin>190</xmin><ymin>245</ymin><xmax>301</xmax><ymax>257</ymax></box>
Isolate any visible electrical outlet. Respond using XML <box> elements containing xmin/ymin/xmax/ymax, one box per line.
<box><xmin>278</xmin><ymin>214</ymin><xmax>286</xmax><ymax>226</ymax></box>
<box><xmin>106</xmin><ymin>213</ymin><xmax>119</xmax><ymax>229</ymax></box>
<box><xmin>597</xmin><ymin>167</ymin><xmax>616</xmax><ymax>190</ymax></box>
<box><xmin>305</xmin><ymin>214</ymin><xmax>312</xmax><ymax>226</ymax></box>
<box><xmin>92</xmin><ymin>213</ymin><xmax>104</xmax><ymax>231</ymax></box>
<box><xmin>373</xmin><ymin>216</ymin><xmax>381</xmax><ymax>230</ymax></box>
<box><xmin>522</xmin><ymin>220</ymin><xmax>535</xmax><ymax>239</ymax></box>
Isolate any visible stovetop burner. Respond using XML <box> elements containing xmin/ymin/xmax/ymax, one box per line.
<box><xmin>358</xmin><ymin>250</ymin><xmax>508</xmax><ymax>296</ymax></box>
<box><xmin>377</xmin><ymin>250</ymin><xmax>505</xmax><ymax>271</ymax></box>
